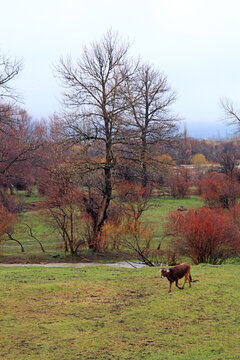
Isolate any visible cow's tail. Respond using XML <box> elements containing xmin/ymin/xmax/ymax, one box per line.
<box><xmin>189</xmin><ymin>273</ymin><xmax>199</xmax><ymax>283</ymax></box>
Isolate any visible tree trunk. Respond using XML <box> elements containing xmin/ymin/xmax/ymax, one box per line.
<box><xmin>89</xmin><ymin>137</ymin><xmax>113</xmax><ymax>252</ymax></box>
<box><xmin>141</xmin><ymin>129</ymin><xmax>148</xmax><ymax>188</ymax></box>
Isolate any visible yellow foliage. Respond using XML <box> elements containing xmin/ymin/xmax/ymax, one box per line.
<box><xmin>191</xmin><ymin>153</ymin><xmax>208</xmax><ymax>165</ymax></box>
<box><xmin>156</xmin><ymin>154</ymin><xmax>176</xmax><ymax>165</ymax></box>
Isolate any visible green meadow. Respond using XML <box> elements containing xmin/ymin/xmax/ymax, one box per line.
<box><xmin>0</xmin><ymin>264</ymin><xmax>239</xmax><ymax>360</ymax></box>
<box><xmin>0</xmin><ymin>190</ymin><xmax>203</xmax><ymax>263</ymax></box>
<box><xmin>143</xmin><ymin>196</ymin><xmax>203</xmax><ymax>243</ymax></box>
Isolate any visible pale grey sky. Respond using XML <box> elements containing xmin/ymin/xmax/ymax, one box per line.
<box><xmin>1</xmin><ymin>0</ymin><xmax>240</xmax><ymax>138</ymax></box>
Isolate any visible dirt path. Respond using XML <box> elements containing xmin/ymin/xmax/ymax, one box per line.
<box><xmin>0</xmin><ymin>261</ymin><xmax>147</xmax><ymax>269</ymax></box>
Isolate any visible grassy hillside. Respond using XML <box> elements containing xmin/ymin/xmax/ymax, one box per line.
<box><xmin>0</xmin><ymin>264</ymin><xmax>239</xmax><ymax>360</ymax></box>
<box><xmin>0</xmin><ymin>191</ymin><xmax>203</xmax><ymax>263</ymax></box>
<box><xmin>142</xmin><ymin>196</ymin><xmax>203</xmax><ymax>245</ymax></box>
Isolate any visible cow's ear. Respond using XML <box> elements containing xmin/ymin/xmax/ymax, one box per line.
<box><xmin>166</xmin><ymin>269</ymin><xmax>170</xmax><ymax>273</ymax></box>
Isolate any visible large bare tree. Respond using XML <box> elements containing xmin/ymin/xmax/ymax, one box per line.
<box><xmin>221</xmin><ymin>98</ymin><xmax>240</xmax><ymax>130</ymax></box>
<box><xmin>0</xmin><ymin>53</ymin><xmax>22</xmax><ymax>100</ymax></box>
<box><xmin>125</xmin><ymin>62</ymin><xmax>179</xmax><ymax>187</ymax></box>
<box><xmin>55</xmin><ymin>30</ymin><xmax>135</xmax><ymax>251</ymax></box>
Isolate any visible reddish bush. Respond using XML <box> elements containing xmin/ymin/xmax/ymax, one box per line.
<box><xmin>166</xmin><ymin>168</ymin><xmax>192</xmax><ymax>199</ymax></box>
<box><xmin>199</xmin><ymin>171</ymin><xmax>240</xmax><ymax>208</ymax></box>
<box><xmin>229</xmin><ymin>203</ymin><xmax>240</xmax><ymax>229</ymax></box>
<box><xmin>166</xmin><ymin>207</ymin><xmax>240</xmax><ymax>264</ymax></box>
<box><xmin>0</xmin><ymin>204</ymin><xmax>16</xmax><ymax>241</ymax></box>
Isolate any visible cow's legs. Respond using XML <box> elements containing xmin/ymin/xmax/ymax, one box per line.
<box><xmin>175</xmin><ymin>280</ymin><xmax>183</xmax><ymax>290</ymax></box>
<box><xmin>182</xmin><ymin>276</ymin><xmax>187</xmax><ymax>289</ymax></box>
<box><xmin>182</xmin><ymin>274</ymin><xmax>191</xmax><ymax>289</ymax></box>
<box><xmin>188</xmin><ymin>275</ymin><xmax>192</xmax><ymax>288</ymax></box>
<box><xmin>169</xmin><ymin>281</ymin><xmax>173</xmax><ymax>292</ymax></box>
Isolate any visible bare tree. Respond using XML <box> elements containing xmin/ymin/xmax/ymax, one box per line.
<box><xmin>218</xmin><ymin>151</ymin><xmax>237</xmax><ymax>178</ymax></box>
<box><xmin>0</xmin><ymin>107</ymin><xmax>43</xmax><ymax>180</ymax></box>
<box><xmin>0</xmin><ymin>52</ymin><xmax>22</xmax><ymax>102</ymax></box>
<box><xmin>55</xmin><ymin>30</ymin><xmax>135</xmax><ymax>251</ymax></box>
<box><xmin>220</xmin><ymin>98</ymin><xmax>240</xmax><ymax>130</ymax></box>
<box><xmin>0</xmin><ymin>51</ymin><xmax>23</xmax><ymax>131</ymax></box>
<box><xmin>125</xmin><ymin>62</ymin><xmax>179</xmax><ymax>187</ymax></box>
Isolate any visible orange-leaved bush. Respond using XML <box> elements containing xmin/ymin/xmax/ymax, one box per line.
<box><xmin>199</xmin><ymin>171</ymin><xmax>240</xmax><ymax>208</ymax></box>
<box><xmin>166</xmin><ymin>207</ymin><xmax>240</xmax><ymax>264</ymax></box>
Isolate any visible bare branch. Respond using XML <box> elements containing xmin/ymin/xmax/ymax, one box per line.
<box><xmin>6</xmin><ymin>232</ymin><xmax>25</xmax><ymax>252</ymax></box>
<box><xmin>220</xmin><ymin>97</ymin><xmax>240</xmax><ymax>132</ymax></box>
<box><xmin>25</xmin><ymin>224</ymin><xmax>45</xmax><ymax>253</ymax></box>
<box><xmin>0</xmin><ymin>53</ymin><xmax>23</xmax><ymax>102</ymax></box>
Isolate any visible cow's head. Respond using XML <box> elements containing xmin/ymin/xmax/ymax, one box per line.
<box><xmin>160</xmin><ymin>268</ymin><xmax>170</xmax><ymax>278</ymax></box>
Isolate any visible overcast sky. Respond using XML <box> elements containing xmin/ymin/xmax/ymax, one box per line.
<box><xmin>1</xmin><ymin>0</ymin><xmax>240</xmax><ymax>138</ymax></box>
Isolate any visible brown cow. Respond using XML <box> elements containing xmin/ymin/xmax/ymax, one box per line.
<box><xmin>161</xmin><ymin>262</ymin><xmax>193</xmax><ymax>292</ymax></box>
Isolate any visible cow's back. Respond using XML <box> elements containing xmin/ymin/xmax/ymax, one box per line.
<box><xmin>170</xmin><ymin>262</ymin><xmax>190</xmax><ymax>279</ymax></box>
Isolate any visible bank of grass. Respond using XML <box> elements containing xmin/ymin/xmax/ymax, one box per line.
<box><xmin>0</xmin><ymin>264</ymin><xmax>239</xmax><ymax>360</ymax></box>
<box><xmin>142</xmin><ymin>196</ymin><xmax>203</xmax><ymax>243</ymax></box>
<box><xmin>0</xmin><ymin>191</ymin><xmax>203</xmax><ymax>263</ymax></box>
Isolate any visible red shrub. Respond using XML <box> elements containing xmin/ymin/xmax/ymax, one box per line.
<box><xmin>0</xmin><ymin>204</ymin><xmax>16</xmax><ymax>241</ymax></box>
<box><xmin>167</xmin><ymin>168</ymin><xmax>192</xmax><ymax>199</ymax></box>
<box><xmin>199</xmin><ymin>172</ymin><xmax>240</xmax><ymax>208</ymax></box>
<box><xmin>167</xmin><ymin>207</ymin><xmax>240</xmax><ymax>264</ymax></box>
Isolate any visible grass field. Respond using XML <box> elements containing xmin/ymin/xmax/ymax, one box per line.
<box><xmin>143</xmin><ymin>196</ymin><xmax>203</xmax><ymax>244</ymax></box>
<box><xmin>0</xmin><ymin>191</ymin><xmax>204</xmax><ymax>263</ymax></box>
<box><xmin>0</xmin><ymin>264</ymin><xmax>239</xmax><ymax>360</ymax></box>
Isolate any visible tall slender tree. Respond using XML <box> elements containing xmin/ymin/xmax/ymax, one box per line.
<box><xmin>55</xmin><ymin>30</ymin><xmax>135</xmax><ymax>251</ymax></box>
<box><xmin>125</xmin><ymin>63</ymin><xmax>179</xmax><ymax>187</ymax></box>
